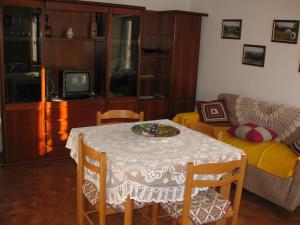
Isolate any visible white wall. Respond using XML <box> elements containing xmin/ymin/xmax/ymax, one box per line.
<box><xmin>191</xmin><ymin>0</ymin><xmax>300</xmax><ymax>108</ymax></box>
<box><xmin>82</xmin><ymin>0</ymin><xmax>191</xmax><ymax>11</ymax></box>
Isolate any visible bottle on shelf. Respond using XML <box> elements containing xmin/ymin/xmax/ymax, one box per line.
<box><xmin>90</xmin><ymin>13</ymin><xmax>97</xmax><ymax>39</ymax></box>
<box><xmin>45</xmin><ymin>14</ymin><xmax>52</xmax><ymax>37</ymax></box>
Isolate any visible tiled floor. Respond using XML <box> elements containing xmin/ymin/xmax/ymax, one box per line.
<box><xmin>0</xmin><ymin>159</ymin><xmax>299</xmax><ymax>225</ymax></box>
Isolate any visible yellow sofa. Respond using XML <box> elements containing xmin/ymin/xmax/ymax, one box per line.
<box><xmin>173</xmin><ymin>112</ymin><xmax>298</xmax><ymax>179</ymax></box>
<box><xmin>173</xmin><ymin>94</ymin><xmax>300</xmax><ymax>211</ymax></box>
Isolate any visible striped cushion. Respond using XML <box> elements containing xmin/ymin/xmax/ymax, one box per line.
<box><xmin>82</xmin><ymin>180</ymin><xmax>146</xmax><ymax>212</ymax></box>
<box><xmin>161</xmin><ymin>188</ymin><xmax>231</xmax><ymax>225</ymax></box>
<box><xmin>227</xmin><ymin>123</ymin><xmax>278</xmax><ymax>143</ymax></box>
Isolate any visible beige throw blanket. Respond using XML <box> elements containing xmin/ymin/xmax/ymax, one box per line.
<box><xmin>235</xmin><ymin>96</ymin><xmax>300</xmax><ymax>141</ymax></box>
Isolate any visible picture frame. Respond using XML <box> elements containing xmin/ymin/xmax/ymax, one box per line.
<box><xmin>221</xmin><ymin>19</ymin><xmax>242</xmax><ymax>39</ymax></box>
<box><xmin>242</xmin><ymin>44</ymin><xmax>266</xmax><ymax>67</ymax></box>
<box><xmin>271</xmin><ymin>20</ymin><xmax>299</xmax><ymax>44</ymax></box>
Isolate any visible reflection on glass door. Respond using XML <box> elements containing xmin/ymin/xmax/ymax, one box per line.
<box><xmin>3</xmin><ymin>6</ymin><xmax>42</xmax><ymax>103</ymax></box>
<box><xmin>110</xmin><ymin>14</ymin><xmax>140</xmax><ymax>97</ymax></box>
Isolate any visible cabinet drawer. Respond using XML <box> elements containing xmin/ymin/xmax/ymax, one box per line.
<box><xmin>46</xmin><ymin>105</ymin><xmax>105</xmax><ymax>121</ymax></box>
<box><xmin>46</xmin><ymin>117</ymin><xmax>97</xmax><ymax>133</ymax></box>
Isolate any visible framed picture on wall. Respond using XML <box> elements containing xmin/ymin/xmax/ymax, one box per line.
<box><xmin>272</xmin><ymin>20</ymin><xmax>299</xmax><ymax>44</ymax></box>
<box><xmin>221</xmin><ymin>19</ymin><xmax>242</xmax><ymax>39</ymax></box>
<box><xmin>242</xmin><ymin>44</ymin><xmax>266</xmax><ymax>67</ymax></box>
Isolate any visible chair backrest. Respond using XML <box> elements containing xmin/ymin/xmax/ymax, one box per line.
<box><xmin>96</xmin><ymin>110</ymin><xmax>144</xmax><ymax>125</ymax></box>
<box><xmin>77</xmin><ymin>134</ymin><xmax>107</xmax><ymax>224</ymax></box>
<box><xmin>181</xmin><ymin>155</ymin><xmax>247</xmax><ymax>225</ymax></box>
<box><xmin>185</xmin><ymin>121</ymin><xmax>222</xmax><ymax>140</ymax></box>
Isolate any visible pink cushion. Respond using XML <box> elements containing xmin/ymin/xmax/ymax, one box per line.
<box><xmin>227</xmin><ymin>123</ymin><xmax>278</xmax><ymax>143</ymax></box>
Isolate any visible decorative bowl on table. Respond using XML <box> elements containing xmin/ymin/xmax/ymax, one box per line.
<box><xmin>131</xmin><ymin>123</ymin><xmax>180</xmax><ymax>137</ymax></box>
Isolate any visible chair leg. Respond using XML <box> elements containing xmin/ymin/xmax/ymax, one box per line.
<box><xmin>172</xmin><ymin>219</ymin><xmax>177</xmax><ymax>225</ymax></box>
<box><xmin>216</xmin><ymin>218</ymin><xmax>226</xmax><ymax>225</ymax></box>
<box><xmin>151</xmin><ymin>203</ymin><xmax>159</xmax><ymax>225</ymax></box>
<box><xmin>124</xmin><ymin>196</ymin><xmax>134</xmax><ymax>225</ymax></box>
<box><xmin>98</xmin><ymin>205</ymin><xmax>106</xmax><ymax>225</ymax></box>
<box><xmin>231</xmin><ymin>214</ymin><xmax>238</xmax><ymax>225</ymax></box>
<box><xmin>77</xmin><ymin>191</ymin><xmax>84</xmax><ymax>225</ymax></box>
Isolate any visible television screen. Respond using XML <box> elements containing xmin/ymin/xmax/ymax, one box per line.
<box><xmin>65</xmin><ymin>72</ymin><xmax>90</xmax><ymax>93</ymax></box>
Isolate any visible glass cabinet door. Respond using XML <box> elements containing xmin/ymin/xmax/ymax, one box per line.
<box><xmin>3</xmin><ymin>6</ymin><xmax>42</xmax><ymax>103</ymax></box>
<box><xmin>109</xmin><ymin>14</ymin><xmax>140</xmax><ymax>97</ymax></box>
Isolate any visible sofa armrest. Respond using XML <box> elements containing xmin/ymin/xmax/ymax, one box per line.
<box><xmin>286</xmin><ymin>159</ymin><xmax>300</xmax><ymax>211</ymax></box>
<box><xmin>172</xmin><ymin>112</ymin><xmax>199</xmax><ymax>125</ymax></box>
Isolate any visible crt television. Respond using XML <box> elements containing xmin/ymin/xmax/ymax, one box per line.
<box><xmin>59</xmin><ymin>70</ymin><xmax>94</xmax><ymax>99</ymax></box>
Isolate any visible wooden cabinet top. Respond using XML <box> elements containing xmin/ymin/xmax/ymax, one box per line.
<box><xmin>1</xmin><ymin>0</ymin><xmax>146</xmax><ymax>10</ymax></box>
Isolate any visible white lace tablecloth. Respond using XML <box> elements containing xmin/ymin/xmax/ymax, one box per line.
<box><xmin>66</xmin><ymin>119</ymin><xmax>244</xmax><ymax>204</ymax></box>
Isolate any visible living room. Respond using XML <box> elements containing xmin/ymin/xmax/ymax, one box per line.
<box><xmin>0</xmin><ymin>0</ymin><xmax>299</xmax><ymax>225</ymax></box>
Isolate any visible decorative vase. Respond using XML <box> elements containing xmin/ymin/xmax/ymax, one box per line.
<box><xmin>66</xmin><ymin>27</ymin><xmax>74</xmax><ymax>39</ymax></box>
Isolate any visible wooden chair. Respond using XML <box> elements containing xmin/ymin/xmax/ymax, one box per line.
<box><xmin>161</xmin><ymin>155</ymin><xmax>247</xmax><ymax>225</ymax></box>
<box><xmin>185</xmin><ymin>121</ymin><xmax>222</xmax><ymax>140</ymax></box>
<box><xmin>77</xmin><ymin>134</ymin><xmax>148</xmax><ymax>225</ymax></box>
<box><xmin>77</xmin><ymin>133</ymin><xmax>115</xmax><ymax>225</ymax></box>
<box><xmin>96</xmin><ymin>110</ymin><xmax>144</xmax><ymax>125</ymax></box>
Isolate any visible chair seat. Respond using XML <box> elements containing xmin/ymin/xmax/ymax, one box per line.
<box><xmin>82</xmin><ymin>180</ymin><xmax>146</xmax><ymax>212</ymax></box>
<box><xmin>161</xmin><ymin>188</ymin><xmax>231</xmax><ymax>225</ymax></box>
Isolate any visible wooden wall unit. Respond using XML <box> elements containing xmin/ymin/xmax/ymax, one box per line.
<box><xmin>0</xmin><ymin>1</ymin><xmax>207</xmax><ymax>165</ymax></box>
<box><xmin>139</xmin><ymin>11</ymin><xmax>173</xmax><ymax>120</ymax></box>
<box><xmin>0</xmin><ymin>0</ymin><xmax>144</xmax><ymax>165</ymax></box>
<box><xmin>169</xmin><ymin>12</ymin><xmax>204</xmax><ymax>117</ymax></box>
<box><xmin>139</xmin><ymin>10</ymin><xmax>207</xmax><ymax>119</ymax></box>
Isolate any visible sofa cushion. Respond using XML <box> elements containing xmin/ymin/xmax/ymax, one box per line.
<box><xmin>227</xmin><ymin>123</ymin><xmax>278</xmax><ymax>143</ymax></box>
<box><xmin>161</xmin><ymin>188</ymin><xmax>231</xmax><ymax>225</ymax></box>
<box><xmin>196</xmin><ymin>98</ymin><xmax>231</xmax><ymax>126</ymax></box>
<box><xmin>218</xmin><ymin>93</ymin><xmax>240</xmax><ymax>125</ymax></box>
<box><xmin>82</xmin><ymin>180</ymin><xmax>146</xmax><ymax>211</ymax></box>
<box><xmin>173</xmin><ymin>112</ymin><xmax>200</xmax><ymax>125</ymax></box>
<box><xmin>214</xmin><ymin>126</ymin><xmax>298</xmax><ymax>178</ymax></box>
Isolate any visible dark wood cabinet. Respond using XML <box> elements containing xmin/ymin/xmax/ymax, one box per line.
<box><xmin>0</xmin><ymin>1</ymin><xmax>207</xmax><ymax>164</ymax></box>
<box><xmin>138</xmin><ymin>11</ymin><xmax>173</xmax><ymax>120</ymax></box>
<box><xmin>44</xmin><ymin>2</ymin><xmax>108</xmax><ymax>100</ymax></box>
<box><xmin>139</xmin><ymin>10</ymin><xmax>207</xmax><ymax>120</ymax></box>
<box><xmin>169</xmin><ymin>12</ymin><xmax>204</xmax><ymax>117</ymax></box>
<box><xmin>3</xmin><ymin>103</ymin><xmax>45</xmax><ymax>164</ymax></box>
<box><xmin>0</xmin><ymin>0</ymin><xmax>144</xmax><ymax>165</ymax></box>
<box><xmin>139</xmin><ymin>99</ymin><xmax>168</xmax><ymax>121</ymax></box>
<box><xmin>108</xmin><ymin>97</ymin><xmax>138</xmax><ymax>111</ymax></box>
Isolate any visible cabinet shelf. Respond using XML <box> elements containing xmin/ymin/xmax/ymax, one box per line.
<box><xmin>142</xmin><ymin>32</ymin><xmax>172</xmax><ymax>36</ymax></box>
<box><xmin>45</xmin><ymin>37</ymin><xmax>107</xmax><ymax>42</ymax></box>
<box><xmin>141</xmin><ymin>54</ymin><xmax>169</xmax><ymax>58</ymax></box>
<box><xmin>4</xmin><ymin>36</ymin><xmax>40</xmax><ymax>42</ymax></box>
<box><xmin>140</xmin><ymin>75</ymin><xmax>168</xmax><ymax>80</ymax></box>
<box><xmin>139</xmin><ymin>94</ymin><xmax>166</xmax><ymax>101</ymax></box>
